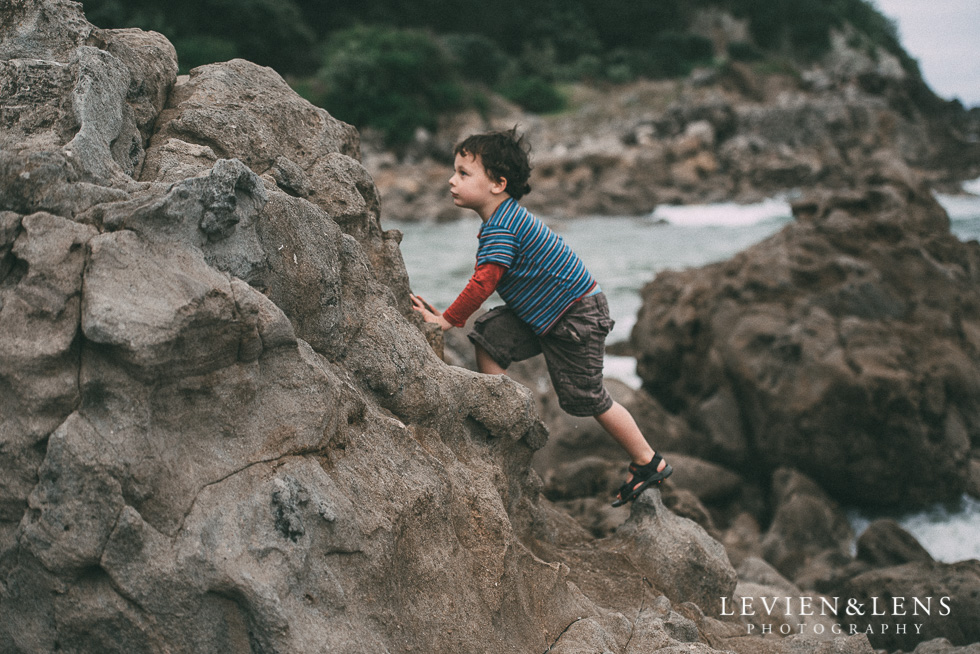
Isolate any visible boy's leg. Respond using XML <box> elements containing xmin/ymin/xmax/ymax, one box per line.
<box><xmin>594</xmin><ymin>401</ymin><xmax>660</xmax><ymax>469</ymax></box>
<box><xmin>468</xmin><ymin>306</ymin><xmax>541</xmax><ymax>375</ymax></box>
<box><xmin>538</xmin><ymin>293</ymin><xmax>669</xmax><ymax>503</ymax></box>
<box><xmin>475</xmin><ymin>342</ymin><xmax>506</xmax><ymax>375</ymax></box>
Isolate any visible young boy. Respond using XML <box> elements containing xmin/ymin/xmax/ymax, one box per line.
<box><xmin>410</xmin><ymin>127</ymin><xmax>671</xmax><ymax>506</ymax></box>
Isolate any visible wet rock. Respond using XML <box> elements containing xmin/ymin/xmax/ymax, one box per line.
<box><xmin>760</xmin><ymin>469</ymin><xmax>854</xmax><ymax>583</ymax></box>
<box><xmin>856</xmin><ymin>519</ymin><xmax>934</xmax><ymax>568</ymax></box>
<box><xmin>631</xmin><ymin>180</ymin><xmax>980</xmax><ymax>509</ymax></box>
<box><xmin>833</xmin><ymin>560</ymin><xmax>980</xmax><ymax>652</ymax></box>
<box><xmin>901</xmin><ymin>639</ymin><xmax>980</xmax><ymax>654</ymax></box>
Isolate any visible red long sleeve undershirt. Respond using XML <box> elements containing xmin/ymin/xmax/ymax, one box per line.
<box><xmin>442</xmin><ymin>262</ymin><xmax>506</xmax><ymax>327</ymax></box>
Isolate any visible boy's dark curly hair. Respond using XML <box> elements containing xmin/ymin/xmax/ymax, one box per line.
<box><xmin>454</xmin><ymin>126</ymin><xmax>532</xmax><ymax>200</ymax></box>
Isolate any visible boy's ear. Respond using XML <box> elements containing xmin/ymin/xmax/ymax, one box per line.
<box><xmin>491</xmin><ymin>176</ymin><xmax>508</xmax><ymax>195</ymax></box>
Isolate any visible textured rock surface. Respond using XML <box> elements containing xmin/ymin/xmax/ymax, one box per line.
<box><xmin>833</xmin><ymin>560</ymin><xmax>980</xmax><ymax>652</ymax></box>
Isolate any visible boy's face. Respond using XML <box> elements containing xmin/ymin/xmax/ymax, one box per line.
<box><xmin>449</xmin><ymin>152</ymin><xmax>507</xmax><ymax>218</ymax></box>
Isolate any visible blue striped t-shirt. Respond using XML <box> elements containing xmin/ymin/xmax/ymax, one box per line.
<box><xmin>476</xmin><ymin>198</ymin><xmax>597</xmax><ymax>334</ymax></box>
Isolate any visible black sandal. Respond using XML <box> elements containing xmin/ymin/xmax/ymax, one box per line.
<box><xmin>611</xmin><ymin>453</ymin><xmax>673</xmax><ymax>507</ymax></box>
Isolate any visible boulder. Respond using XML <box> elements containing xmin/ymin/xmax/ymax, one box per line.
<box><xmin>856</xmin><ymin>519</ymin><xmax>934</xmax><ymax>568</ymax></box>
<box><xmin>611</xmin><ymin>488</ymin><xmax>737</xmax><ymax>616</ymax></box>
<box><xmin>140</xmin><ymin>57</ymin><xmax>412</xmax><ymax>315</ymax></box>
<box><xmin>733</xmin><ymin>557</ymin><xmax>841</xmax><ymax>639</ymax></box>
<box><xmin>0</xmin><ymin>3</ymin><xmax>586</xmax><ymax>651</ymax></box>
<box><xmin>631</xmin><ymin>179</ymin><xmax>980</xmax><ymax>509</ymax></box>
<box><xmin>760</xmin><ymin>469</ymin><xmax>854</xmax><ymax>578</ymax></box>
<box><xmin>902</xmin><ymin>639</ymin><xmax>980</xmax><ymax>654</ymax></box>
<box><xmin>833</xmin><ymin>560</ymin><xmax>980</xmax><ymax>652</ymax></box>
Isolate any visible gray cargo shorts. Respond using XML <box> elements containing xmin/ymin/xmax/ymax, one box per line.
<box><xmin>468</xmin><ymin>292</ymin><xmax>615</xmax><ymax>417</ymax></box>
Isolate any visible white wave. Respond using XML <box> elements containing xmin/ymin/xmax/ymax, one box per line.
<box><xmin>936</xmin><ymin>176</ymin><xmax>980</xmax><ymax>221</ymax></box>
<box><xmin>651</xmin><ymin>197</ymin><xmax>793</xmax><ymax>227</ymax></box>
<box><xmin>849</xmin><ymin>494</ymin><xmax>980</xmax><ymax>563</ymax></box>
<box><xmin>961</xmin><ymin>175</ymin><xmax>980</xmax><ymax>196</ymax></box>
<box><xmin>603</xmin><ymin>354</ymin><xmax>642</xmax><ymax>389</ymax></box>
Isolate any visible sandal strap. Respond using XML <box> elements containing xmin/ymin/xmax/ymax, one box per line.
<box><xmin>628</xmin><ymin>452</ymin><xmax>663</xmax><ymax>476</ymax></box>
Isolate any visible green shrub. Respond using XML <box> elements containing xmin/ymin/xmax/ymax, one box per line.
<box><xmin>645</xmin><ymin>32</ymin><xmax>714</xmax><ymax>78</ymax></box>
<box><xmin>172</xmin><ymin>36</ymin><xmax>239</xmax><ymax>73</ymax></box>
<box><xmin>496</xmin><ymin>76</ymin><xmax>566</xmax><ymax>113</ymax></box>
<box><xmin>316</xmin><ymin>26</ymin><xmax>466</xmax><ymax>145</ymax></box>
<box><xmin>441</xmin><ymin>33</ymin><xmax>509</xmax><ymax>86</ymax></box>
<box><xmin>727</xmin><ymin>41</ymin><xmax>764</xmax><ymax>62</ymax></box>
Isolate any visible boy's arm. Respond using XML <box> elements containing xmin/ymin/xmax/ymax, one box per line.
<box><xmin>443</xmin><ymin>263</ymin><xmax>505</xmax><ymax>327</ymax></box>
<box><xmin>411</xmin><ymin>263</ymin><xmax>505</xmax><ymax>331</ymax></box>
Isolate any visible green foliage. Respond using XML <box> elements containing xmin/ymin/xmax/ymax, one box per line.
<box><xmin>83</xmin><ymin>0</ymin><xmax>315</xmax><ymax>74</ymax></box>
<box><xmin>316</xmin><ymin>27</ymin><xmax>466</xmax><ymax>145</ymax></box>
<box><xmin>172</xmin><ymin>36</ymin><xmax>238</xmax><ymax>73</ymax></box>
<box><xmin>728</xmin><ymin>41</ymin><xmax>765</xmax><ymax>62</ymax></box>
<box><xmin>647</xmin><ymin>32</ymin><xmax>715</xmax><ymax>77</ymax></box>
<box><xmin>441</xmin><ymin>33</ymin><xmax>509</xmax><ymax>86</ymax></box>
<box><xmin>497</xmin><ymin>76</ymin><xmax>566</xmax><ymax>114</ymax></box>
<box><xmin>734</xmin><ymin>0</ymin><xmax>833</xmax><ymax>57</ymax></box>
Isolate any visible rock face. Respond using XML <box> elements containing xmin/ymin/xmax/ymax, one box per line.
<box><xmin>1</xmin><ymin>3</ymin><xmax>760</xmax><ymax>653</ymax></box>
<box><xmin>629</xmin><ymin>171</ymin><xmax>980</xmax><ymax>509</ymax></box>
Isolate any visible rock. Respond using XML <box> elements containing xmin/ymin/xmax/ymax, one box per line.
<box><xmin>611</xmin><ymin>488</ymin><xmax>737</xmax><ymax>615</ymax></box>
<box><xmin>141</xmin><ymin>57</ymin><xmax>412</xmax><ymax>315</ymax></box>
<box><xmin>856</xmin><ymin>519</ymin><xmax>934</xmax><ymax>568</ymax></box>
<box><xmin>760</xmin><ymin>469</ymin><xmax>854</xmax><ymax>584</ymax></box>
<box><xmin>833</xmin><ymin>560</ymin><xmax>980</xmax><ymax>652</ymax></box>
<box><xmin>721</xmin><ymin>512</ymin><xmax>765</xmax><ymax>567</ymax></box>
<box><xmin>631</xmin><ymin>180</ymin><xmax>980</xmax><ymax>509</ymax></box>
<box><xmin>903</xmin><ymin>639</ymin><xmax>980</xmax><ymax>654</ymax></box>
<box><xmin>729</xmin><ymin>557</ymin><xmax>842</xmax><ymax>641</ymax></box>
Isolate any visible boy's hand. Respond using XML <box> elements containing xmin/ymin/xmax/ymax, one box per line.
<box><xmin>411</xmin><ymin>294</ymin><xmax>452</xmax><ymax>331</ymax></box>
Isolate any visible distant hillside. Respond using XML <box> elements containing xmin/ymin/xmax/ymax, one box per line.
<box><xmin>81</xmin><ymin>0</ymin><xmax>950</xmax><ymax>145</ymax></box>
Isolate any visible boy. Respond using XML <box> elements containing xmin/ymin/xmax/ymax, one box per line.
<box><xmin>410</xmin><ymin>127</ymin><xmax>671</xmax><ymax>506</ymax></box>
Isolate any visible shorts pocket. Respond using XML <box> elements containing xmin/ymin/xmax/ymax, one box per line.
<box><xmin>555</xmin><ymin>370</ymin><xmax>608</xmax><ymax>417</ymax></box>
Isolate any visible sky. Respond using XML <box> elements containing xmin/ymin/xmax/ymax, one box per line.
<box><xmin>872</xmin><ymin>0</ymin><xmax>980</xmax><ymax>107</ymax></box>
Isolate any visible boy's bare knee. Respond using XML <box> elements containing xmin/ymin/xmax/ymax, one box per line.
<box><xmin>475</xmin><ymin>344</ymin><xmax>506</xmax><ymax>375</ymax></box>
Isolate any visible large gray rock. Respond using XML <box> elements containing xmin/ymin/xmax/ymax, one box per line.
<box><xmin>856</xmin><ymin>518</ymin><xmax>934</xmax><ymax>568</ymax></box>
<box><xmin>760</xmin><ymin>469</ymin><xmax>854</xmax><ymax>584</ymax></box>
<box><xmin>140</xmin><ymin>57</ymin><xmax>412</xmax><ymax>315</ymax></box>
<box><xmin>611</xmin><ymin>488</ymin><xmax>737</xmax><ymax>616</ymax></box>
<box><xmin>0</xmin><ymin>2</ymin><xmax>588</xmax><ymax>651</ymax></box>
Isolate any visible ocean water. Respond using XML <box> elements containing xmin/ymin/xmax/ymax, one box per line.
<box><xmin>391</xmin><ymin>180</ymin><xmax>980</xmax><ymax>563</ymax></box>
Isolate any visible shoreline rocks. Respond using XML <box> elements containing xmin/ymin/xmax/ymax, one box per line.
<box><xmin>628</xmin><ymin>176</ymin><xmax>980</xmax><ymax>510</ymax></box>
<box><xmin>366</xmin><ymin>62</ymin><xmax>980</xmax><ymax>222</ymax></box>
